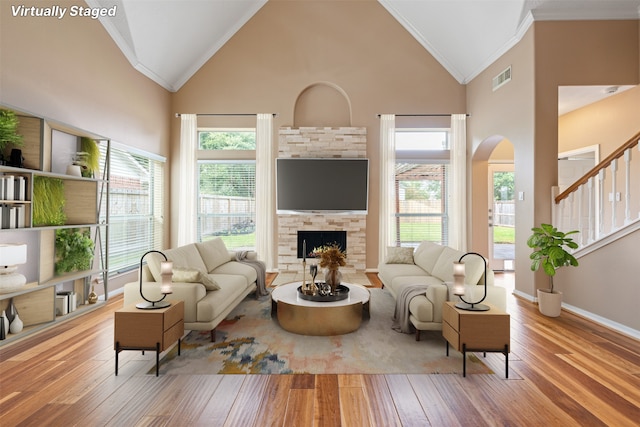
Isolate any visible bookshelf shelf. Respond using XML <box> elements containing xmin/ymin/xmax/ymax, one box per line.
<box><xmin>0</xmin><ymin>106</ymin><xmax>110</xmax><ymax>347</ymax></box>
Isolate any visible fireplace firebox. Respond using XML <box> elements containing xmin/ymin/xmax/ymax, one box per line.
<box><xmin>297</xmin><ymin>231</ymin><xmax>347</xmax><ymax>259</ymax></box>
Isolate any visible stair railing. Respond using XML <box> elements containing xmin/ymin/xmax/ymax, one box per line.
<box><xmin>553</xmin><ymin>130</ymin><xmax>640</xmax><ymax>249</ymax></box>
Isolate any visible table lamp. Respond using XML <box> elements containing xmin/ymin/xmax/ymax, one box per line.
<box><xmin>0</xmin><ymin>243</ymin><xmax>27</xmax><ymax>294</ymax></box>
<box><xmin>136</xmin><ymin>250</ymin><xmax>173</xmax><ymax>309</ymax></box>
<box><xmin>452</xmin><ymin>252</ymin><xmax>490</xmax><ymax>311</ymax></box>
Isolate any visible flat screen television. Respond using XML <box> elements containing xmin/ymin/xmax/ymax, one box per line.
<box><xmin>276</xmin><ymin>158</ymin><xmax>369</xmax><ymax>214</ymax></box>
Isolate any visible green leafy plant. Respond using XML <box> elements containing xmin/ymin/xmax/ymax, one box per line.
<box><xmin>33</xmin><ymin>176</ymin><xmax>66</xmax><ymax>226</ymax></box>
<box><xmin>0</xmin><ymin>109</ymin><xmax>24</xmax><ymax>156</ymax></box>
<box><xmin>78</xmin><ymin>137</ymin><xmax>100</xmax><ymax>178</ymax></box>
<box><xmin>55</xmin><ymin>228</ymin><xmax>94</xmax><ymax>274</ymax></box>
<box><xmin>527</xmin><ymin>223</ymin><xmax>579</xmax><ymax>293</ymax></box>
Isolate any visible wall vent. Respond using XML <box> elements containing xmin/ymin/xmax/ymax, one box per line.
<box><xmin>492</xmin><ymin>66</ymin><xmax>512</xmax><ymax>91</ymax></box>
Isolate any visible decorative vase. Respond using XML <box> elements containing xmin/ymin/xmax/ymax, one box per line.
<box><xmin>88</xmin><ymin>285</ymin><xmax>98</xmax><ymax>304</ymax></box>
<box><xmin>9</xmin><ymin>313</ymin><xmax>23</xmax><ymax>334</ymax></box>
<box><xmin>6</xmin><ymin>298</ymin><xmax>16</xmax><ymax>324</ymax></box>
<box><xmin>66</xmin><ymin>164</ymin><xmax>82</xmax><ymax>176</ymax></box>
<box><xmin>324</xmin><ymin>268</ymin><xmax>342</xmax><ymax>294</ymax></box>
<box><xmin>1</xmin><ymin>310</ymin><xmax>8</xmax><ymax>338</ymax></box>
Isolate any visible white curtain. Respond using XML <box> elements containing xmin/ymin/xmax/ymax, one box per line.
<box><xmin>178</xmin><ymin>114</ymin><xmax>197</xmax><ymax>246</ymax></box>
<box><xmin>449</xmin><ymin>114</ymin><xmax>467</xmax><ymax>251</ymax></box>
<box><xmin>255</xmin><ymin>113</ymin><xmax>274</xmax><ymax>271</ymax></box>
<box><xmin>379</xmin><ymin>114</ymin><xmax>396</xmax><ymax>265</ymax></box>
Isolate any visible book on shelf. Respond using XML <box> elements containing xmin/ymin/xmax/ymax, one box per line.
<box><xmin>57</xmin><ymin>291</ymin><xmax>77</xmax><ymax>313</ymax></box>
<box><xmin>14</xmin><ymin>176</ymin><xmax>26</xmax><ymax>201</ymax></box>
<box><xmin>1</xmin><ymin>175</ymin><xmax>14</xmax><ymax>200</ymax></box>
<box><xmin>0</xmin><ymin>175</ymin><xmax>26</xmax><ymax>201</ymax></box>
<box><xmin>55</xmin><ymin>294</ymin><xmax>69</xmax><ymax>316</ymax></box>
<box><xmin>1</xmin><ymin>203</ymin><xmax>27</xmax><ymax>229</ymax></box>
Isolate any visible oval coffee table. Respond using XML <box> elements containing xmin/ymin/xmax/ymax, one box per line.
<box><xmin>271</xmin><ymin>282</ymin><xmax>370</xmax><ymax>336</ymax></box>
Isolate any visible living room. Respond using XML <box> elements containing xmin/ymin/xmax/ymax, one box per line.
<box><xmin>1</xmin><ymin>1</ymin><xmax>639</xmax><ymax>424</ymax></box>
<box><xmin>2</xmin><ymin>0</ymin><xmax>638</xmax><ymax>335</ymax></box>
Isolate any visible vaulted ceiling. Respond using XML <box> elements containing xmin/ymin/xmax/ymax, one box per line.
<box><xmin>88</xmin><ymin>0</ymin><xmax>640</xmax><ymax>111</ymax></box>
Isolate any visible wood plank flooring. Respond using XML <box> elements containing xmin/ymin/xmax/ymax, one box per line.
<box><xmin>1</xmin><ymin>273</ymin><xmax>639</xmax><ymax>426</ymax></box>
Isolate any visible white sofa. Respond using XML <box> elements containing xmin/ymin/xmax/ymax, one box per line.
<box><xmin>124</xmin><ymin>238</ymin><xmax>261</xmax><ymax>341</ymax></box>
<box><xmin>378</xmin><ymin>241</ymin><xmax>506</xmax><ymax>340</ymax></box>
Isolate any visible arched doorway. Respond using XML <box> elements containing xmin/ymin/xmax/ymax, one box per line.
<box><xmin>472</xmin><ymin>136</ymin><xmax>515</xmax><ymax>271</ymax></box>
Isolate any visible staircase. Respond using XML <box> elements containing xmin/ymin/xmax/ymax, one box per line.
<box><xmin>553</xmin><ymin>130</ymin><xmax>640</xmax><ymax>254</ymax></box>
<box><xmin>551</xmin><ymin>130</ymin><xmax>640</xmax><ymax>339</ymax></box>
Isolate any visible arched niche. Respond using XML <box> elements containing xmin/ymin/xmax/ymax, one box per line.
<box><xmin>293</xmin><ymin>82</ymin><xmax>352</xmax><ymax>127</ymax></box>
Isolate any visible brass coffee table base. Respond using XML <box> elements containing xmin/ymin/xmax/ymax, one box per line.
<box><xmin>276</xmin><ymin>300</ymin><xmax>364</xmax><ymax>336</ymax></box>
<box><xmin>271</xmin><ymin>282</ymin><xmax>370</xmax><ymax>336</ymax></box>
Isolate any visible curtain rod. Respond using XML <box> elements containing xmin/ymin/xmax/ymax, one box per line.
<box><xmin>377</xmin><ymin>113</ymin><xmax>470</xmax><ymax>117</ymax></box>
<box><xmin>175</xmin><ymin>113</ymin><xmax>277</xmax><ymax>118</ymax></box>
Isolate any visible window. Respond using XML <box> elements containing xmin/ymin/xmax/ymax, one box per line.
<box><xmin>197</xmin><ymin>129</ymin><xmax>256</xmax><ymax>250</ymax></box>
<box><xmin>394</xmin><ymin>129</ymin><xmax>450</xmax><ymax>247</ymax></box>
<box><xmin>100</xmin><ymin>143</ymin><xmax>165</xmax><ymax>275</ymax></box>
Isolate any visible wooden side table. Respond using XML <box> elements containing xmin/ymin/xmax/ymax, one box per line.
<box><xmin>114</xmin><ymin>300</ymin><xmax>184</xmax><ymax>376</ymax></box>
<box><xmin>442</xmin><ymin>301</ymin><xmax>510</xmax><ymax>377</ymax></box>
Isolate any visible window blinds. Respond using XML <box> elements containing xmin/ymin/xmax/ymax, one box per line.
<box><xmin>99</xmin><ymin>143</ymin><xmax>165</xmax><ymax>274</ymax></box>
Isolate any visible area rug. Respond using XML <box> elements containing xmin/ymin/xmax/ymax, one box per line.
<box><xmin>152</xmin><ymin>288</ymin><xmax>492</xmax><ymax>375</ymax></box>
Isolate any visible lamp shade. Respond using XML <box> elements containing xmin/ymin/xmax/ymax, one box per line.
<box><xmin>0</xmin><ymin>244</ymin><xmax>27</xmax><ymax>267</ymax></box>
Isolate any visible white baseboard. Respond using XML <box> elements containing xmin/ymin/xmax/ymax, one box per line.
<box><xmin>516</xmin><ymin>289</ymin><xmax>639</xmax><ymax>340</ymax></box>
<box><xmin>561</xmin><ymin>302</ymin><xmax>640</xmax><ymax>341</ymax></box>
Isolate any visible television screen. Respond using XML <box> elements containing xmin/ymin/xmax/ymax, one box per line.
<box><xmin>276</xmin><ymin>158</ymin><xmax>369</xmax><ymax>214</ymax></box>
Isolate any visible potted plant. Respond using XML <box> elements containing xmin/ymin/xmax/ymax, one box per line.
<box><xmin>0</xmin><ymin>109</ymin><xmax>24</xmax><ymax>165</ymax></box>
<box><xmin>527</xmin><ymin>223</ymin><xmax>579</xmax><ymax>317</ymax></box>
<box><xmin>55</xmin><ymin>228</ymin><xmax>94</xmax><ymax>274</ymax></box>
<box><xmin>311</xmin><ymin>243</ymin><xmax>347</xmax><ymax>293</ymax></box>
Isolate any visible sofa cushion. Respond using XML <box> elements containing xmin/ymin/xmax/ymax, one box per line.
<box><xmin>413</xmin><ymin>241</ymin><xmax>446</xmax><ymax>275</ymax></box>
<box><xmin>431</xmin><ymin>247</ymin><xmax>485</xmax><ymax>285</ymax></box>
<box><xmin>212</xmin><ymin>261</ymin><xmax>257</xmax><ymax>287</ymax></box>
<box><xmin>378</xmin><ymin>263</ymin><xmax>426</xmax><ymax>288</ymax></box>
<box><xmin>196</xmin><ymin>274</ymin><xmax>249</xmax><ymax>322</ymax></box>
<box><xmin>146</xmin><ymin>244</ymin><xmax>208</xmax><ymax>282</ymax></box>
<box><xmin>430</xmin><ymin>246</ymin><xmax>465</xmax><ymax>282</ymax></box>
<box><xmin>385</xmin><ymin>246</ymin><xmax>414</xmax><ymax>264</ymax></box>
<box><xmin>195</xmin><ymin>238</ymin><xmax>232</xmax><ymax>273</ymax></box>
<box><xmin>386</xmin><ymin>275</ymin><xmax>444</xmax><ymax>299</ymax></box>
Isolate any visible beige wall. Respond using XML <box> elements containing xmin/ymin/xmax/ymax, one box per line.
<box><xmin>0</xmin><ymin>1</ymin><xmax>172</xmax><ymax>291</ymax></box>
<box><xmin>467</xmin><ymin>27</ymin><xmax>536</xmax><ymax>295</ymax></box>
<box><xmin>171</xmin><ymin>0</ymin><xmax>466</xmax><ymax>263</ymax></box>
<box><xmin>559</xmin><ymin>85</ymin><xmax>639</xmax><ymax>156</ymax></box>
<box><xmin>468</xmin><ymin>20</ymin><xmax>639</xmax><ymax>301</ymax></box>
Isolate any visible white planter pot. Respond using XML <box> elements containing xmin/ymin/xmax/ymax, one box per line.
<box><xmin>537</xmin><ymin>289</ymin><xmax>562</xmax><ymax>317</ymax></box>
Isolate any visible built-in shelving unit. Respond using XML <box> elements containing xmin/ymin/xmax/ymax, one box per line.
<box><xmin>0</xmin><ymin>107</ymin><xmax>109</xmax><ymax>345</ymax></box>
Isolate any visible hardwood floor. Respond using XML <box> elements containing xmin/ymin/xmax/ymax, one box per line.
<box><xmin>1</xmin><ymin>272</ymin><xmax>639</xmax><ymax>426</ymax></box>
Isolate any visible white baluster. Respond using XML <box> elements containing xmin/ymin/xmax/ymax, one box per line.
<box><xmin>610</xmin><ymin>159</ymin><xmax>617</xmax><ymax>232</ymax></box>
<box><xmin>624</xmin><ymin>148</ymin><xmax>631</xmax><ymax>225</ymax></box>
<box><xmin>598</xmin><ymin>169</ymin><xmax>605</xmax><ymax>239</ymax></box>
<box><xmin>577</xmin><ymin>184</ymin><xmax>584</xmax><ymax>247</ymax></box>
<box><xmin>588</xmin><ymin>176</ymin><xmax>595</xmax><ymax>244</ymax></box>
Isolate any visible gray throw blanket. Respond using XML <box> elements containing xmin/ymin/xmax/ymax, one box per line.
<box><xmin>235</xmin><ymin>251</ymin><xmax>269</xmax><ymax>297</ymax></box>
<box><xmin>392</xmin><ymin>284</ymin><xmax>429</xmax><ymax>334</ymax></box>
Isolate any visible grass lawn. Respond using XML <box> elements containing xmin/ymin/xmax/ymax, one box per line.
<box><xmin>398</xmin><ymin>222</ymin><xmax>515</xmax><ymax>245</ymax></box>
<box><xmin>493</xmin><ymin>226</ymin><xmax>515</xmax><ymax>244</ymax></box>
<box><xmin>204</xmin><ymin>233</ymin><xmax>255</xmax><ymax>249</ymax></box>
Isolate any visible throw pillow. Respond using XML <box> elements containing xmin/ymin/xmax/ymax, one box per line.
<box><xmin>199</xmin><ymin>272</ymin><xmax>221</xmax><ymax>291</ymax></box>
<box><xmin>170</xmin><ymin>268</ymin><xmax>221</xmax><ymax>291</ymax></box>
<box><xmin>195</xmin><ymin>238</ymin><xmax>231</xmax><ymax>273</ymax></box>
<box><xmin>385</xmin><ymin>246</ymin><xmax>414</xmax><ymax>264</ymax></box>
<box><xmin>171</xmin><ymin>268</ymin><xmax>200</xmax><ymax>283</ymax></box>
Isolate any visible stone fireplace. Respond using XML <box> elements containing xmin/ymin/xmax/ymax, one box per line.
<box><xmin>277</xmin><ymin>127</ymin><xmax>367</xmax><ymax>273</ymax></box>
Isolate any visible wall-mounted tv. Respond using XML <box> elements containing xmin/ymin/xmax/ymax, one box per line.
<box><xmin>276</xmin><ymin>158</ymin><xmax>369</xmax><ymax>214</ymax></box>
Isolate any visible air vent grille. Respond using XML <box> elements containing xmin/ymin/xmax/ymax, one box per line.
<box><xmin>492</xmin><ymin>66</ymin><xmax>512</xmax><ymax>91</ymax></box>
